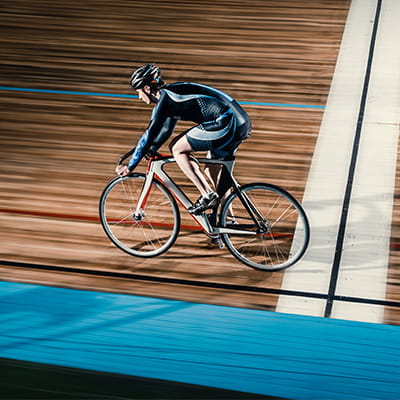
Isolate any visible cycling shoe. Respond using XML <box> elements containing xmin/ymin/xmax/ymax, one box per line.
<box><xmin>188</xmin><ymin>192</ymin><xmax>219</xmax><ymax>215</ymax></box>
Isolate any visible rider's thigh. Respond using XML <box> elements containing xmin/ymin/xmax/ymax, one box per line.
<box><xmin>170</xmin><ymin>133</ymin><xmax>194</xmax><ymax>155</ymax></box>
<box><xmin>169</xmin><ymin>131</ymin><xmax>187</xmax><ymax>153</ymax></box>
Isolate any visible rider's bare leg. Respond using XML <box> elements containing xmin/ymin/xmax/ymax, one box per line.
<box><xmin>204</xmin><ymin>163</ymin><xmax>220</xmax><ymax>192</ymax></box>
<box><xmin>172</xmin><ymin>135</ymin><xmax>213</xmax><ymax>197</ymax></box>
<box><xmin>203</xmin><ymin>161</ymin><xmax>232</xmax><ymax>248</ymax></box>
<box><xmin>204</xmin><ymin>162</ymin><xmax>235</xmax><ymax>219</ymax></box>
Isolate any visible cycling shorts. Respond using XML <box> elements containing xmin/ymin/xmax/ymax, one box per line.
<box><xmin>185</xmin><ymin>111</ymin><xmax>250</xmax><ymax>160</ymax></box>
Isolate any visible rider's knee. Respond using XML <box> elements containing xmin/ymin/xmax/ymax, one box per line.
<box><xmin>170</xmin><ymin>135</ymin><xmax>182</xmax><ymax>155</ymax></box>
<box><xmin>170</xmin><ymin>142</ymin><xmax>180</xmax><ymax>157</ymax></box>
<box><xmin>171</xmin><ymin>135</ymin><xmax>192</xmax><ymax>157</ymax></box>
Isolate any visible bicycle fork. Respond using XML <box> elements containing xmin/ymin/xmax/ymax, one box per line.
<box><xmin>133</xmin><ymin>171</ymin><xmax>154</xmax><ymax>221</ymax></box>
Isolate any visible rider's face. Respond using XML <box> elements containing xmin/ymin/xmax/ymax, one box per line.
<box><xmin>137</xmin><ymin>85</ymin><xmax>160</xmax><ymax>104</ymax></box>
<box><xmin>137</xmin><ymin>87</ymin><xmax>151</xmax><ymax>104</ymax></box>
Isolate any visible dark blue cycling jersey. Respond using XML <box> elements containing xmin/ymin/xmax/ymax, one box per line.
<box><xmin>127</xmin><ymin>82</ymin><xmax>251</xmax><ymax>170</ymax></box>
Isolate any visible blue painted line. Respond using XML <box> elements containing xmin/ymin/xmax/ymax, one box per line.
<box><xmin>0</xmin><ymin>281</ymin><xmax>399</xmax><ymax>400</ymax></box>
<box><xmin>240</xmin><ymin>100</ymin><xmax>325</xmax><ymax>109</ymax></box>
<box><xmin>0</xmin><ymin>85</ymin><xmax>325</xmax><ymax>109</ymax></box>
<box><xmin>0</xmin><ymin>86</ymin><xmax>138</xmax><ymax>99</ymax></box>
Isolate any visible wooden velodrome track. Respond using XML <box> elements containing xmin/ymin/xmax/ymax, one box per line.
<box><xmin>1</xmin><ymin>0</ymin><xmax>400</xmax><ymax>325</ymax></box>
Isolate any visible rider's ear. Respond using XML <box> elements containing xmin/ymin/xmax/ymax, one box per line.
<box><xmin>143</xmin><ymin>85</ymin><xmax>151</xmax><ymax>94</ymax></box>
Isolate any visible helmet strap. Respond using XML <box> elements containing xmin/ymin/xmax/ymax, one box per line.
<box><xmin>148</xmin><ymin>85</ymin><xmax>160</xmax><ymax>103</ymax></box>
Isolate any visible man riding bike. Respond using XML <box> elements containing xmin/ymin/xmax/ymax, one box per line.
<box><xmin>116</xmin><ymin>63</ymin><xmax>251</xmax><ymax>215</ymax></box>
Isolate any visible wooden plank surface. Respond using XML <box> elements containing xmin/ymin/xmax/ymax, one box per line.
<box><xmin>7</xmin><ymin>0</ymin><xmax>400</xmax><ymax>321</ymax></box>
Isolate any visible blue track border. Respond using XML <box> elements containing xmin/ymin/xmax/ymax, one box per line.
<box><xmin>0</xmin><ymin>281</ymin><xmax>399</xmax><ymax>400</ymax></box>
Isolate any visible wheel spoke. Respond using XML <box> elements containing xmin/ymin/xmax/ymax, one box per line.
<box><xmin>100</xmin><ymin>175</ymin><xmax>180</xmax><ymax>257</ymax></box>
<box><xmin>220</xmin><ymin>184</ymin><xmax>309</xmax><ymax>271</ymax></box>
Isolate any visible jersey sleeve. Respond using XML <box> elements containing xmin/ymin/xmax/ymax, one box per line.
<box><xmin>127</xmin><ymin>92</ymin><xmax>177</xmax><ymax>170</ymax></box>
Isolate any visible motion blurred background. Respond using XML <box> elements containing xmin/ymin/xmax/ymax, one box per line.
<box><xmin>2</xmin><ymin>0</ymin><xmax>399</xmax><ymax>323</ymax></box>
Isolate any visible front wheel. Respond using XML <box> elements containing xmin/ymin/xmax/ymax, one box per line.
<box><xmin>219</xmin><ymin>183</ymin><xmax>310</xmax><ymax>271</ymax></box>
<box><xmin>99</xmin><ymin>173</ymin><xmax>180</xmax><ymax>257</ymax></box>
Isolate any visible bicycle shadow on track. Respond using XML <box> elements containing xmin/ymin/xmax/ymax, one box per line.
<box><xmin>133</xmin><ymin>232</ymin><xmax>276</xmax><ymax>283</ymax></box>
<box><xmin>129</xmin><ymin>231</ymin><xmax>225</xmax><ymax>260</ymax></box>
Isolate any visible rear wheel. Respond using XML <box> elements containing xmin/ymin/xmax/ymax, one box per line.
<box><xmin>99</xmin><ymin>174</ymin><xmax>180</xmax><ymax>257</ymax></box>
<box><xmin>219</xmin><ymin>183</ymin><xmax>309</xmax><ymax>271</ymax></box>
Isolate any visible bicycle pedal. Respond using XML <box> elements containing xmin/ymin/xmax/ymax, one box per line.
<box><xmin>211</xmin><ymin>236</ymin><xmax>225</xmax><ymax>249</ymax></box>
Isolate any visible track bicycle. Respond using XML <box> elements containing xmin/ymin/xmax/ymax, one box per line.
<box><xmin>99</xmin><ymin>151</ymin><xmax>310</xmax><ymax>271</ymax></box>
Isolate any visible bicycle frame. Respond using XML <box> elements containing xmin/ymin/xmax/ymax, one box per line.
<box><xmin>134</xmin><ymin>154</ymin><xmax>262</xmax><ymax>237</ymax></box>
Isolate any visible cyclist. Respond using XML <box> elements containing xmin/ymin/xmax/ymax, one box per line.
<box><xmin>116</xmin><ymin>63</ymin><xmax>251</xmax><ymax>215</ymax></box>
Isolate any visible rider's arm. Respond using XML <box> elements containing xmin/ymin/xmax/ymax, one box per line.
<box><xmin>127</xmin><ymin>93</ymin><xmax>177</xmax><ymax>171</ymax></box>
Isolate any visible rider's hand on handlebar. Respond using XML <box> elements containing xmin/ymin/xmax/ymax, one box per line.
<box><xmin>115</xmin><ymin>164</ymin><xmax>130</xmax><ymax>177</ymax></box>
<box><xmin>145</xmin><ymin>148</ymin><xmax>158</xmax><ymax>160</ymax></box>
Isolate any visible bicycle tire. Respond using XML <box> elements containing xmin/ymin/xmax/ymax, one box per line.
<box><xmin>99</xmin><ymin>173</ymin><xmax>180</xmax><ymax>257</ymax></box>
<box><xmin>219</xmin><ymin>183</ymin><xmax>310</xmax><ymax>271</ymax></box>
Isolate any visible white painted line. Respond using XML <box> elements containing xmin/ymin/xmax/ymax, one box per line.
<box><xmin>331</xmin><ymin>0</ymin><xmax>400</xmax><ymax>323</ymax></box>
<box><xmin>276</xmin><ymin>0</ymin><xmax>378</xmax><ymax>317</ymax></box>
